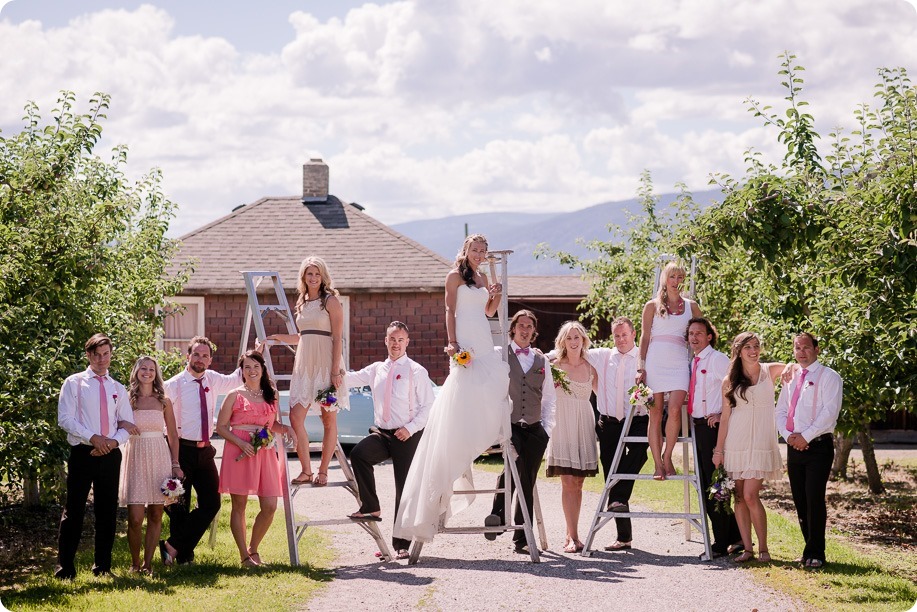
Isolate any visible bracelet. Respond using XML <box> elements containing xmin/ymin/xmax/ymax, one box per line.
<box><xmin>712</xmin><ymin>450</ymin><xmax>724</xmax><ymax>456</ymax></box>
<box><xmin>171</xmin><ymin>462</ymin><xmax>180</xmax><ymax>467</ymax></box>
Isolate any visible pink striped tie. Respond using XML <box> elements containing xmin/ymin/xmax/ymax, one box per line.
<box><xmin>687</xmin><ymin>356</ymin><xmax>700</xmax><ymax>416</ymax></box>
<box><xmin>95</xmin><ymin>375</ymin><xmax>110</xmax><ymax>436</ymax></box>
<box><xmin>786</xmin><ymin>368</ymin><xmax>808</xmax><ymax>432</ymax></box>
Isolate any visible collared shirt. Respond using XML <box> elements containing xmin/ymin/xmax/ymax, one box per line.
<box><xmin>775</xmin><ymin>360</ymin><xmax>844</xmax><ymax>443</ymax></box>
<box><xmin>689</xmin><ymin>346</ymin><xmax>730</xmax><ymax>418</ymax></box>
<box><xmin>164</xmin><ymin>367</ymin><xmax>242</xmax><ymax>441</ymax></box>
<box><xmin>58</xmin><ymin>368</ymin><xmax>132</xmax><ymax>446</ymax></box>
<box><xmin>577</xmin><ymin>346</ymin><xmax>644</xmax><ymax>419</ymax></box>
<box><xmin>344</xmin><ymin>354</ymin><xmax>435</xmax><ymax>435</ymax></box>
<box><xmin>505</xmin><ymin>343</ymin><xmax>556</xmax><ymax>437</ymax></box>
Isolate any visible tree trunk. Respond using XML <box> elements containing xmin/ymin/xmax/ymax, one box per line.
<box><xmin>858</xmin><ymin>429</ymin><xmax>886</xmax><ymax>495</ymax></box>
<box><xmin>22</xmin><ymin>476</ymin><xmax>40</xmax><ymax>508</ymax></box>
<box><xmin>830</xmin><ymin>433</ymin><xmax>854</xmax><ymax>480</ymax></box>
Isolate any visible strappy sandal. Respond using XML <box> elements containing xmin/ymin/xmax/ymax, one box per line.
<box><xmin>291</xmin><ymin>472</ymin><xmax>313</xmax><ymax>486</ymax></box>
<box><xmin>734</xmin><ymin>550</ymin><xmax>755</xmax><ymax>563</ymax></box>
<box><xmin>312</xmin><ymin>471</ymin><xmax>328</xmax><ymax>487</ymax></box>
<box><xmin>757</xmin><ymin>550</ymin><xmax>771</xmax><ymax>563</ymax></box>
<box><xmin>241</xmin><ymin>556</ymin><xmax>258</xmax><ymax>568</ymax></box>
<box><xmin>653</xmin><ymin>467</ymin><xmax>666</xmax><ymax>481</ymax></box>
<box><xmin>248</xmin><ymin>551</ymin><xmax>263</xmax><ymax>566</ymax></box>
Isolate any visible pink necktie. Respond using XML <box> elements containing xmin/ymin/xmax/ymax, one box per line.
<box><xmin>687</xmin><ymin>356</ymin><xmax>701</xmax><ymax>416</ymax></box>
<box><xmin>786</xmin><ymin>368</ymin><xmax>808</xmax><ymax>432</ymax></box>
<box><xmin>194</xmin><ymin>378</ymin><xmax>209</xmax><ymax>440</ymax></box>
<box><xmin>95</xmin><ymin>375</ymin><xmax>109</xmax><ymax>436</ymax></box>
<box><xmin>615</xmin><ymin>355</ymin><xmax>627</xmax><ymax>420</ymax></box>
<box><xmin>382</xmin><ymin>364</ymin><xmax>394</xmax><ymax>423</ymax></box>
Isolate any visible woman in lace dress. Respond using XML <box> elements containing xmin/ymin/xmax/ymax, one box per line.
<box><xmin>267</xmin><ymin>256</ymin><xmax>348</xmax><ymax>487</ymax></box>
<box><xmin>118</xmin><ymin>356</ymin><xmax>182</xmax><ymax>575</ymax></box>
<box><xmin>545</xmin><ymin>321</ymin><xmax>599</xmax><ymax>553</ymax></box>
<box><xmin>713</xmin><ymin>332</ymin><xmax>786</xmax><ymax>563</ymax></box>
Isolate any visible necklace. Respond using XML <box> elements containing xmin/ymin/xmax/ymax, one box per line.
<box><xmin>666</xmin><ymin>295</ymin><xmax>684</xmax><ymax>314</ymax></box>
<box><xmin>244</xmin><ymin>386</ymin><xmax>263</xmax><ymax>397</ymax></box>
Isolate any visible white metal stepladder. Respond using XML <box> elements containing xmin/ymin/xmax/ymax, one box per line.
<box><xmin>407</xmin><ymin>250</ymin><xmax>548</xmax><ymax>565</ymax></box>
<box><xmin>580</xmin><ymin>255</ymin><xmax>713</xmax><ymax>561</ymax></box>
<box><xmin>238</xmin><ymin>271</ymin><xmax>394</xmax><ymax>564</ymax></box>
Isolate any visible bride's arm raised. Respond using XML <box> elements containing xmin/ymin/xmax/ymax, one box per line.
<box><xmin>444</xmin><ymin>271</ymin><xmax>463</xmax><ymax>356</ymax></box>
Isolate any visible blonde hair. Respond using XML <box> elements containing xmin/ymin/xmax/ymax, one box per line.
<box><xmin>554</xmin><ymin>320</ymin><xmax>591</xmax><ymax>362</ymax></box>
<box><xmin>653</xmin><ymin>260</ymin><xmax>687</xmax><ymax>318</ymax></box>
<box><xmin>295</xmin><ymin>256</ymin><xmax>339</xmax><ymax>315</ymax></box>
<box><xmin>454</xmin><ymin>234</ymin><xmax>488</xmax><ymax>287</ymax></box>
<box><xmin>128</xmin><ymin>356</ymin><xmax>166</xmax><ymax>409</ymax></box>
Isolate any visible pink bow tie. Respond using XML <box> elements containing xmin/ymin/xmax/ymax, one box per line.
<box><xmin>515</xmin><ymin>347</ymin><xmax>530</xmax><ymax>356</ymax></box>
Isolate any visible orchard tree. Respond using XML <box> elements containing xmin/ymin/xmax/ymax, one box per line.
<box><xmin>0</xmin><ymin>92</ymin><xmax>191</xmax><ymax>505</ymax></box>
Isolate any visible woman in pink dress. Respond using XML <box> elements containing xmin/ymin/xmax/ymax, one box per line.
<box><xmin>217</xmin><ymin>351</ymin><xmax>295</xmax><ymax>567</ymax></box>
<box><xmin>267</xmin><ymin>256</ymin><xmax>348</xmax><ymax>488</ymax></box>
<box><xmin>118</xmin><ymin>356</ymin><xmax>182</xmax><ymax>575</ymax></box>
<box><xmin>636</xmin><ymin>261</ymin><xmax>703</xmax><ymax>480</ymax></box>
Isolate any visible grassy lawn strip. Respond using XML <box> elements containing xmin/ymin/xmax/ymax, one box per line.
<box><xmin>475</xmin><ymin>456</ymin><xmax>917</xmax><ymax>611</ymax></box>
<box><xmin>2</xmin><ymin>496</ymin><xmax>333</xmax><ymax>612</ymax></box>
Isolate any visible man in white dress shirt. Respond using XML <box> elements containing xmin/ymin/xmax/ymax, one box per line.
<box><xmin>344</xmin><ymin>321</ymin><xmax>435</xmax><ymax>558</ymax></box>
<box><xmin>55</xmin><ymin>333</ymin><xmax>134</xmax><ymax>579</ymax></box>
<box><xmin>686</xmin><ymin>317</ymin><xmax>742</xmax><ymax>558</ymax></box>
<box><xmin>486</xmin><ymin>310</ymin><xmax>556</xmax><ymax>555</ymax></box>
<box><xmin>775</xmin><ymin>332</ymin><xmax>843</xmax><ymax>568</ymax></box>
<box><xmin>160</xmin><ymin>336</ymin><xmax>242</xmax><ymax>565</ymax></box>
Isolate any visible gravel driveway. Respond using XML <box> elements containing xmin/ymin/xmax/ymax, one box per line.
<box><xmin>289</xmin><ymin>460</ymin><xmax>800</xmax><ymax>612</ymax></box>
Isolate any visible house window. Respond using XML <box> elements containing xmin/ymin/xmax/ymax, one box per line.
<box><xmin>159</xmin><ymin>296</ymin><xmax>205</xmax><ymax>353</ymax></box>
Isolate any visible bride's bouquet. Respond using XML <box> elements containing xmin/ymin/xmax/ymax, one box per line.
<box><xmin>160</xmin><ymin>477</ymin><xmax>185</xmax><ymax>500</ymax></box>
<box><xmin>551</xmin><ymin>367</ymin><xmax>572</xmax><ymax>394</ymax></box>
<box><xmin>708</xmin><ymin>465</ymin><xmax>735</xmax><ymax>514</ymax></box>
<box><xmin>628</xmin><ymin>383</ymin><xmax>655</xmax><ymax>409</ymax></box>
<box><xmin>451</xmin><ymin>349</ymin><xmax>473</xmax><ymax>368</ymax></box>
<box><xmin>236</xmin><ymin>424</ymin><xmax>274</xmax><ymax>461</ymax></box>
<box><xmin>315</xmin><ymin>385</ymin><xmax>339</xmax><ymax>409</ymax></box>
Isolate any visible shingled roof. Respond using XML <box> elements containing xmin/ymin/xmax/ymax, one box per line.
<box><xmin>172</xmin><ymin>195</ymin><xmax>452</xmax><ymax>294</ymax></box>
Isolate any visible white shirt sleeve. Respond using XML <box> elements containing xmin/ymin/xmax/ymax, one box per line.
<box><xmin>208</xmin><ymin>368</ymin><xmax>243</xmax><ymax>395</ymax></box>
<box><xmin>58</xmin><ymin>375</ymin><xmax>94</xmax><ymax>444</ymax></box>
<box><xmin>800</xmin><ymin>369</ymin><xmax>843</xmax><ymax>443</ymax></box>
<box><xmin>111</xmin><ymin>381</ymin><xmax>132</xmax><ymax>445</ymax></box>
<box><xmin>344</xmin><ymin>363</ymin><xmax>376</xmax><ymax>389</ymax></box>
<box><xmin>405</xmin><ymin>365</ymin><xmax>435</xmax><ymax>435</ymax></box>
<box><xmin>541</xmin><ymin>363</ymin><xmax>557</xmax><ymax>437</ymax></box>
<box><xmin>775</xmin><ymin>384</ymin><xmax>791</xmax><ymax>441</ymax></box>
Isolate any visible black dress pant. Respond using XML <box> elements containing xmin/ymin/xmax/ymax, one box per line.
<box><xmin>596</xmin><ymin>414</ymin><xmax>649</xmax><ymax>543</ymax></box>
<box><xmin>490</xmin><ymin>423</ymin><xmax>549</xmax><ymax>545</ymax></box>
<box><xmin>57</xmin><ymin>444</ymin><xmax>122</xmax><ymax>574</ymax></box>
<box><xmin>693</xmin><ymin>417</ymin><xmax>741</xmax><ymax>553</ymax></box>
<box><xmin>165</xmin><ymin>442</ymin><xmax>221</xmax><ymax>562</ymax></box>
<box><xmin>787</xmin><ymin>434</ymin><xmax>834</xmax><ymax>562</ymax></box>
<box><xmin>350</xmin><ymin>427</ymin><xmax>423</xmax><ymax>551</ymax></box>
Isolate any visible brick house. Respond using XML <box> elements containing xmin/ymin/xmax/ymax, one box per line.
<box><xmin>165</xmin><ymin>160</ymin><xmax>588</xmax><ymax>383</ymax></box>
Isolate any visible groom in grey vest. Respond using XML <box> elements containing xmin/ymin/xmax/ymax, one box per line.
<box><xmin>485</xmin><ymin>310</ymin><xmax>556</xmax><ymax>554</ymax></box>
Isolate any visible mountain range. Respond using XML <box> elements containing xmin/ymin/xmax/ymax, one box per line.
<box><xmin>392</xmin><ymin>189</ymin><xmax>723</xmax><ymax>275</ymax></box>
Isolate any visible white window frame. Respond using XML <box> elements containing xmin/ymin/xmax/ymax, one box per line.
<box><xmin>157</xmin><ymin>296</ymin><xmax>206</xmax><ymax>350</ymax></box>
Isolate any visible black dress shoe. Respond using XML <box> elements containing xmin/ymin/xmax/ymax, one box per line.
<box><xmin>159</xmin><ymin>540</ymin><xmax>174</xmax><ymax>566</ymax></box>
<box><xmin>609</xmin><ymin>501</ymin><xmax>629</xmax><ymax>513</ymax></box>
<box><xmin>513</xmin><ymin>544</ymin><xmax>531</xmax><ymax>555</ymax></box>
<box><xmin>91</xmin><ymin>566</ymin><xmax>114</xmax><ymax>577</ymax></box>
<box><xmin>54</xmin><ymin>566</ymin><xmax>76</xmax><ymax>580</ymax></box>
<box><xmin>484</xmin><ymin>514</ymin><xmax>501</xmax><ymax>541</ymax></box>
<box><xmin>726</xmin><ymin>542</ymin><xmax>745</xmax><ymax>554</ymax></box>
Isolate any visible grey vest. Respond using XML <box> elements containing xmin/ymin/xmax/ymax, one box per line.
<box><xmin>508</xmin><ymin>349</ymin><xmax>545</xmax><ymax>424</ymax></box>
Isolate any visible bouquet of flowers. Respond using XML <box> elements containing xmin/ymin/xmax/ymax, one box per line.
<box><xmin>552</xmin><ymin>367</ymin><xmax>572</xmax><ymax>394</ymax></box>
<box><xmin>315</xmin><ymin>385</ymin><xmax>339</xmax><ymax>409</ymax></box>
<box><xmin>160</xmin><ymin>477</ymin><xmax>185</xmax><ymax>499</ymax></box>
<box><xmin>628</xmin><ymin>383</ymin><xmax>655</xmax><ymax>409</ymax></box>
<box><xmin>708</xmin><ymin>465</ymin><xmax>735</xmax><ymax>514</ymax></box>
<box><xmin>451</xmin><ymin>349</ymin><xmax>473</xmax><ymax>368</ymax></box>
<box><xmin>236</xmin><ymin>425</ymin><xmax>274</xmax><ymax>461</ymax></box>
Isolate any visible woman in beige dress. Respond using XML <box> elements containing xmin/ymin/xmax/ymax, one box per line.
<box><xmin>267</xmin><ymin>256</ymin><xmax>348</xmax><ymax>487</ymax></box>
<box><xmin>712</xmin><ymin>332</ymin><xmax>786</xmax><ymax>563</ymax></box>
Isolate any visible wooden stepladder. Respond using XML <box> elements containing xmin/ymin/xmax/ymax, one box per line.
<box><xmin>407</xmin><ymin>250</ymin><xmax>546</xmax><ymax>564</ymax></box>
<box><xmin>239</xmin><ymin>271</ymin><xmax>393</xmax><ymax>564</ymax></box>
<box><xmin>580</xmin><ymin>255</ymin><xmax>713</xmax><ymax>560</ymax></box>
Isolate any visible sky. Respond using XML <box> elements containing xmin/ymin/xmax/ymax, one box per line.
<box><xmin>2</xmin><ymin>0</ymin><xmax>917</xmax><ymax>237</ymax></box>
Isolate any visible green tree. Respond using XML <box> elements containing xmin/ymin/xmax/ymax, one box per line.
<box><xmin>0</xmin><ymin>92</ymin><xmax>191</xmax><ymax>505</ymax></box>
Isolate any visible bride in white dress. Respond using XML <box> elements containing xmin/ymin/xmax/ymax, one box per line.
<box><xmin>394</xmin><ymin>234</ymin><xmax>510</xmax><ymax>544</ymax></box>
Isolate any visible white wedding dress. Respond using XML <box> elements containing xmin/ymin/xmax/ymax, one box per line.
<box><xmin>394</xmin><ymin>284</ymin><xmax>510</xmax><ymax>543</ymax></box>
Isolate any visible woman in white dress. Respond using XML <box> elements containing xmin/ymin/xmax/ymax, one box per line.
<box><xmin>394</xmin><ymin>234</ymin><xmax>510</xmax><ymax>544</ymax></box>
<box><xmin>636</xmin><ymin>261</ymin><xmax>703</xmax><ymax>480</ymax></box>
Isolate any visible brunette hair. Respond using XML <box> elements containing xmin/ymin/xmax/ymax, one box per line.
<box><xmin>653</xmin><ymin>261</ymin><xmax>687</xmax><ymax>318</ymax></box>
<box><xmin>187</xmin><ymin>336</ymin><xmax>214</xmax><ymax>355</ymax></box>
<box><xmin>85</xmin><ymin>333</ymin><xmax>112</xmax><ymax>354</ymax></box>
<box><xmin>685</xmin><ymin>317</ymin><xmax>718</xmax><ymax>348</ymax></box>
<box><xmin>454</xmin><ymin>234</ymin><xmax>488</xmax><ymax>287</ymax></box>
<box><xmin>725</xmin><ymin>332</ymin><xmax>760</xmax><ymax>409</ymax></box>
<box><xmin>509</xmin><ymin>309</ymin><xmax>539</xmax><ymax>342</ymax></box>
<box><xmin>238</xmin><ymin>350</ymin><xmax>277</xmax><ymax>405</ymax></box>
<box><xmin>794</xmin><ymin>332</ymin><xmax>819</xmax><ymax>348</ymax></box>
<box><xmin>554</xmin><ymin>320</ymin><xmax>591</xmax><ymax>362</ymax></box>
<box><xmin>612</xmin><ymin>316</ymin><xmax>635</xmax><ymax>333</ymax></box>
<box><xmin>386</xmin><ymin>321</ymin><xmax>410</xmax><ymax>335</ymax></box>
<box><xmin>295</xmin><ymin>256</ymin><xmax>339</xmax><ymax>315</ymax></box>
<box><xmin>128</xmin><ymin>356</ymin><xmax>167</xmax><ymax>409</ymax></box>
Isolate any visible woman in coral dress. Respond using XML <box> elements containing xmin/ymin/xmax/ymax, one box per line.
<box><xmin>636</xmin><ymin>260</ymin><xmax>703</xmax><ymax>480</ymax></box>
<box><xmin>118</xmin><ymin>356</ymin><xmax>182</xmax><ymax>575</ymax></box>
<box><xmin>268</xmin><ymin>256</ymin><xmax>348</xmax><ymax>487</ymax></box>
<box><xmin>545</xmin><ymin>321</ymin><xmax>599</xmax><ymax>553</ymax></box>
<box><xmin>217</xmin><ymin>351</ymin><xmax>295</xmax><ymax>567</ymax></box>
<box><xmin>713</xmin><ymin>332</ymin><xmax>786</xmax><ymax>563</ymax></box>
<box><xmin>394</xmin><ymin>234</ymin><xmax>510</xmax><ymax>545</ymax></box>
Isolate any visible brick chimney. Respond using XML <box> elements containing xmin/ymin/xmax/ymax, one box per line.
<box><xmin>302</xmin><ymin>158</ymin><xmax>329</xmax><ymax>203</ymax></box>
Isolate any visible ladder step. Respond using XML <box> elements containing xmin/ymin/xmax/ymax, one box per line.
<box><xmin>440</xmin><ymin>525</ymin><xmax>526</xmax><ymax>535</ymax></box>
<box><xmin>595</xmin><ymin>511</ymin><xmax>703</xmax><ymax>520</ymax></box>
<box><xmin>622</xmin><ymin>436</ymin><xmax>694</xmax><ymax>443</ymax></box>
<box><xmin>451</xmin><ymin>488</ymin><xmax>506</xmax><ymax>495</ymax></box>
<box><xmin>295</xmin><ymin>518</ymin><xmax>370</xmax><ymax>527</ymax></box>
<box><xmin>608</xmin><ymin>474</ymin><xmax>698</xmax><ymax>481</ymax></box>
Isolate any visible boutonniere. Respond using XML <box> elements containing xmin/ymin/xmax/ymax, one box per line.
<box><xmin>396</xmin><ymin>374</ymin><xmax>402</xmax><ymax>380</ymax></box>
<box><xmin>700</xmin><ymin>369</ymin><xmax>707</xmax><ymax>375</ymax></box>
<box><xmin>539</xmin><ymin>367</ymin><xmax>545</xmax><ymax>375</ymax></box>
<box><xmin>806</xmin><ymin>381</ymin><xmax>814</xmax><ymax>387</ymax></box>
<box><xmin>204</xmin><ymin>387</ymin><xmax>211</xmax><ymax>393</ymax></box>
<box><xmin>112</xmin><ymin>393</ymin><xmax>118</xmax><ymax>402</ymax></box>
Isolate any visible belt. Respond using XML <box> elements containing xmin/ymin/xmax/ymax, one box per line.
<box><xmin>139</xmin><ymin>432</ymin><xmax>164</xmax><ymax>438</ymax></box>
<box><xmin>809</xmin><ymin>433</ymin><xmax>833</xmax><ymax>444</ymax></box>
<box><xmin>514</xmin><ymin>420</ymin><xmax>541</xmax><ymax>429</ymax></box>
<box><xmin>179</xmin><ymin>438</ymin><xmax>211</xmax><ymax>448</ymax></box>
<box><xmin>300</xmin><ymin>329</ymin><xmax>332</xmax><ymax>337</ymax></box>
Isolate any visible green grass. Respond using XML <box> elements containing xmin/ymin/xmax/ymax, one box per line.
<box><xmin>476</xmin><ymin>455</ymin><xmax>917</xmax><ymax>611</ymax></box>
<box><xmin>2</xmin><ymin>497</ymin><xmax>333</xmax><ymax>612</ymax></box>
